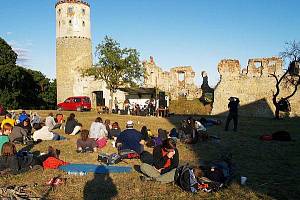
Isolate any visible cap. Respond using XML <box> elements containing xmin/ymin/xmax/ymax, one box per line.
<box><xmin>126</xmin><ymin>120</ymin><xmax>134</xmax><ymax>127</ymax></box>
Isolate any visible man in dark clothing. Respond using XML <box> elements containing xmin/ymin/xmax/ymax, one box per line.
<box><xmin>116</xmin><ymin>121</ymin><xmax>144</xmax><ymax>154</ymax></box>
<box><xmin>225</xmin><ymin>97</ymin><xmax>240</xmax><ymax>131</ymax></box>
<box><xmin>140</xmin><ymin>138</ymin><xmax>179</xmax><ymax>183</ymax></box>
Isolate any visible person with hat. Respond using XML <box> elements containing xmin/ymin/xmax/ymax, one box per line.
<box><xmin>225</xmin><ymin>96</ymin><xmax>240</xmax><ymax>132</ymax></box>
<box><xmin>116</xmin><ymin>121</ymin><xmax>145</xmax><ymax>154</ymax></box>
<box><xmin>1</xmin><ymin>113</ymin><xmax>16</xmax><ymax>129</ymax></box>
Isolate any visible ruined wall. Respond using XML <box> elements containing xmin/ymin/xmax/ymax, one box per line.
<box><xmin>212</xmin><ymin>57</ymin><xmax>300</xmax><ymax>117</ymax></box>
<box><xmin>144</xmin><ymin>57</ymin><xmax>201</xmax><ymax>100</ymax></box>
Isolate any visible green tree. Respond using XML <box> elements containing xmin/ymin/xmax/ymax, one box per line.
<box><xmin>83</xmin><ymin>36</ymin><xmax>145</xmax><ymax>111</ymax></box>
<box><xmin>0</xmin><ymin>37</ymin><xmax>57</xmax><ymax>109</ymax></box>
<box><xmin>271</xmin><ymin>40</ymin><xmax>300</xmax><ymax>119</ymax></box>
<box><xmin>0</xmin><ymin>37</ymin><xmax>17</xmax><ymax>66</ymax></box>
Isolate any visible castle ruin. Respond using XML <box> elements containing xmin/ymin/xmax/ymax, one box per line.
<box><xmin>212</xmin><ymin>57</ymin><xmax>300</xmax><ymax>117</ymax></box>
<box><xmin>143</xmin><ymin>57</ymin><xmax>201</xmax><ymax>100</ymax></box>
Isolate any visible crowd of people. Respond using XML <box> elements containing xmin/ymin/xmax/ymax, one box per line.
<box><xmin>0</xmin><ymin>109</ymin><xmax>227</xmax><ymax>191</ymax></box>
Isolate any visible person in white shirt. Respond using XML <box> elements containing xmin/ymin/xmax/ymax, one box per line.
<box><xmin>33</xmin><ymin>123</ymin><xmax>64</xmax><ymax>141</ymax></box>
<box><xmin>45</xmin><ymin>112</ymin><xmax>61</xmax><ymax>131</ymax></box>
<box><xmin>89</xmin><ymin>117</ymin><xmax>108</xmax><ymax>140</ymax></box>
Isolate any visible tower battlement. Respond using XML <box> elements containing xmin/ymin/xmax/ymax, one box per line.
<box><xmin>55</xmin><ymin>0</ymin><xmax>90</xmax><ymax>8</ymax></box>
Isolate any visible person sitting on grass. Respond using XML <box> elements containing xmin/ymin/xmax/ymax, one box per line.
<box><xmin>140</xmin><ymin>138</ymin><xmax>179</xmax><ymax>183</ymax></box>
<box><xmin>89</xmin><ymin>117</ymin><xmax>108</xmax><ymax>140</ymax></box>
<box><xmin>0</xmin><ymin>142</ymin><xmax>41</xmax><ymax>174</ymax></box>
<box><xmin>17</xmin><ymin>117</ymin><xmax>32</xmax><ymax>137</ymax></box>
<box><xmin>109</xmin><ymin>122</ymin><xmax>121</xmax><ymax>140</ymax></box>
<box><xmin>146</xmin><ymin>129</ymin><xmax>168</xmax><ymax>148</ymax></box>
<box><xmin>116</xmin><ymin>121</ymin><xmax>145</xmax><ymax>154</ymax></box>
<box><xmin>8</xmin><ymin>123</ymin><xmax>28</xmax><ymax>144</ymax></box>
<box><xmin>77</xmin><ymin>130</ymin><xmax>97</xmax><ymax>153</ymax></box>
<box><xmin>65</xmin><ymin>113</ymin><xmax>82</xmax><ymax>135</ymax></box>
<box><xmin>32</xmin><ymin>123</ymin><xmax>65</xmax><ymax>141</ymax></box>
<box><xmin>1</xmin><ymin>113</ymin><xmax>16</xmax><ymax>129</ymax></box>
<box><xmin>0</xmin><ymin>123</ymin><xmax>12</xmax><ymax>152</ymax></box>
<box><xmin>45</xmin><ymin>112</ymin><xmax>61</xmax><ymax>131</ymax></box>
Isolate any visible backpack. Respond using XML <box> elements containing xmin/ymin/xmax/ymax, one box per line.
<box><xmin>98</xmin><ymin>153</ymin><xmax>122</xmax><ymax>165</ymax></box>
<box><xmin>175</xmin><ymin>165</ymin><xmax>199</xmax><ymax>193</ymax></box>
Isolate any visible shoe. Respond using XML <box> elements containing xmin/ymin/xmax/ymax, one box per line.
<box><xmin>53</xmin><ymin>178</ymin><xmax>64</xmax><ymax>186</ymax></box>
<box><xmin>46</xmin><ymin>178</ymin><xmax>54</xmax><ymax>185</ymax></box>
<box><xmin>140</xmin><ymin>176</ymin><xmax>154</xmax><ymax>182</ymax></box>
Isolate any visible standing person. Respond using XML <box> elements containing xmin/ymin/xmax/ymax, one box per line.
<box><xmin>114</xmin><ymin>97</ymin><xmax>119</xmax><ymax>113</ymax></box>
<box><xmin>225</xmin><ymin>97</ymin><xmax>240</xmax><ymax>132</ymax></box>
<box><xmin>65</xmin><ymin>113</ymin><xmax>82</xmax><ymax>135</ymax></box>
<box><xmin>116</xmin><ymin>121</ymin><xmax>145</xmax><ymax>154</ymax></box>
<box><xmin>140</xmin><ymin>138</ymin><xmax>179</xmax><ymax>183</ymax></box>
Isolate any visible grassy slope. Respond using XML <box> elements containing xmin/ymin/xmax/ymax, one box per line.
<box><xmin>0</xmin><ymin>111</ymin><xmax>299</xmax><ymax>200</ymax></box>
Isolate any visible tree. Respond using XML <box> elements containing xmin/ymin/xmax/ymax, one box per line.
<box><xmin>0</xmin><ymin>37</ymin><xmax>17</xmax><ymax>66</ymax></box>
<box><xmin>83</xmin><ymin>36</ymin><xmax>145</xmax><ymax>112</ymax></box>
<box><xmin>271</xmin><ymin>41</ymin><xmax>300</xmax><ymax>119</ymax></box>
<box><xmin>0</xmin><ymin>37</ymin><xmax>57</xmax><ymax>109</ymax></box>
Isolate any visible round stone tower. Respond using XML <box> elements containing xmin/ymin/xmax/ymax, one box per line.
<box><xmin>55</xmin><ymin>0</ymin><xmax>92</xmax><ymax>103</ymax></box>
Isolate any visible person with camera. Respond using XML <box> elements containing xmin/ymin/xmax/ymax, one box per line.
<box><xmin>225</xmin><ymin>97</ymin><xmax>240</xmax><ymax>132</ymax></box>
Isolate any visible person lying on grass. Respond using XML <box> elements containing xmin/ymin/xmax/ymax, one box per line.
<box><xmin>140</xmin><ymin>138</ymin><xmax>179</xmax><ymax>183</ymax></box>
<box><xmin>77</xmin><ymin>130</ymin><xmax>97</xmax><ymax>153</ymax></box>
<box><xmin>32</xmin><ymin>123</ymin><xmax>65</xmax><ymax>141</ymax></box>
<box><xmin>43</xmin><ymin>146</ymin><xmax>69</xmax><ymax>169</ymax></box>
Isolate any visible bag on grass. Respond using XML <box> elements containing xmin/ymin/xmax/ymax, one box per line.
<box><xmin>175</xmin><ymin>165</ymin><xmax>199</xmax><ymax>193</ymax></box>
<box><xmin>97</xmin><ymin>153</ymin><xmax>122</xmax><ymax>165</ymax></box>
<box><xmin>118</xmin><ymin>149</ymin><xmax>140</xmax><ymax>159</ymax></box>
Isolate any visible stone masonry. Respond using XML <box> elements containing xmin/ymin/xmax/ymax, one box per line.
<box><xmin>143</xmin><ymin>57</ymin><xmax>202</xmax><ymax>100</ymax></box>
<box><xmin>212</xmin><ymin>57</ymin><xmax>300</xmax><ymax>117</ymax></box>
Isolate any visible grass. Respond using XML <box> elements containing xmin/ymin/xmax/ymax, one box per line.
<box><xmin>0</xmin><ymin>111</ymin><xmax>299</xmax><ymax>200</ymax></box>
<box><xmin>169</xmin><ymin>99</ymin><xmax>212</xmax><ymax>115</ymax></box>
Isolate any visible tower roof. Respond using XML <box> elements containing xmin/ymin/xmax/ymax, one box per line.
<box><xmin>55</xmin><ymin>0</ymin><xmax>90</xmax><ymax>8</ymax></box>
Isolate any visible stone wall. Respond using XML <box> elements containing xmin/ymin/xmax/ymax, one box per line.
<box><xmin>56</xmin><ymin>37</ymin><xmax>92</xmax><ymax>103</ymax></box>
<box><xmin>212</xmin><ymin>57</ymin><xmax>300</xmax><ymax>117</ymax></box>
<box><xmin>143</xmin><ymin>57</ymin><xmax>201</xmax><ymax>100</ymax></box>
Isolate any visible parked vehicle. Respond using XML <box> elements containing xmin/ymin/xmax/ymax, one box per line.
<box><xmin>57</xmin><ymin>96</ymin><xmax>91</xmax><ymax>111</ymax></box>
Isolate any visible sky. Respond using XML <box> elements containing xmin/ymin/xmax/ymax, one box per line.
<box><xmin>0</xmin><ymin>0</ymin><xmax>299</xmax><ymax>86</ymax></box>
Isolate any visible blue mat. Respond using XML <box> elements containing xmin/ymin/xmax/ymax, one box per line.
<box><xmin>59</xmin><ymin>163</ymin><xmax>132</xmax><ymax>174</ymax></box>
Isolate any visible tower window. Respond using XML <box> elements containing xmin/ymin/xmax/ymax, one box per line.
<box><xmin>82</xmin><ymin>21</ymin><xmax>85</xmax><ymax>27</ymax></box>
<box><xmin>69</xmin><ymin>20</ymin><xmax>72</xmax><ymax>26</ymax></box>
<box><xmin>58</xmin><ymin>9</ymin><xmax>61</xmax><ymax>15</ymax></box>
<box><xmin>68</xmin><ymin>7</ymin><xmax>74</xmax><ymax>15</ymax></box>
<box><xmin>82</xmin><ymin>9</ymin><xmax>85</xmax><ymax>15</ymax></box>
<box><xmin>59</xmin><ymin>21</ymin><xmax>61</xmax><ymax>27</ymax></box>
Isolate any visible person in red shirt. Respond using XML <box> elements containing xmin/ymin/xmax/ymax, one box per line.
<box><xmin>140</xmin><ymin>138</ymin><xmax>179</xmax><ymax>183</ymax></box>
<box><xmin>43</xmin><ymin>146</ymin><xmax>69</xmax><ymax>169</ymax></box>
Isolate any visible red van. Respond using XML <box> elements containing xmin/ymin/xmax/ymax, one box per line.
<box><xmin>57</xmin><ymin>96</ymin><xmax>91</xmax><ymax>111</ymax></box>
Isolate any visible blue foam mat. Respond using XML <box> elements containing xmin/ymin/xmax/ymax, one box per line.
<box><xmin>59</xmin><ymin>163</ymin><xmax>132</xmax><ymax>174</ymax></box>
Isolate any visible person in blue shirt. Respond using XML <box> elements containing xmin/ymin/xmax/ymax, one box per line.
<box><xmin>116</xmin><ymin>121</ymin><xmax>145</xmax><ymax>154</ymax></box>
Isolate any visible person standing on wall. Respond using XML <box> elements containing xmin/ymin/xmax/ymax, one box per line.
<box><xmin>225</xmin><ymin>97</ymin><xmax>240</xmax><ymax>132</ymax></box>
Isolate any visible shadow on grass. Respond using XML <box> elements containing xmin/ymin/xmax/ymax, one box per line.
<box><xmin>84</xmin><ymin>172</ymin><xmax>117</xmax><ymax>200</ymax></box>
<box><xmin>165</xmin><ymin>98</ymin><xmax>300</xmax><ymax>199</ymax></box>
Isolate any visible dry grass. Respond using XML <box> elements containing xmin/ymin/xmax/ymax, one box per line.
<box><xmin>169</xmin><ymin>99</ymin><xmax>212</xmax><ymax>115</ymax></box>
<box><xmin>1</xmin><ymin>111</ymin><xmax>299</xmax><ymax>200</ymax></box>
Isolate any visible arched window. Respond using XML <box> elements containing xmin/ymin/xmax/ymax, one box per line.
<box><xmin>69</xmin><ymin>20</ymin><xmax>72</xmax><ymax>26</ymax></box>
<box><xmin>82</xmin><ymin>21</ymin><xmax>85</xmax><ymax>27</ymax></box>
<box><xmin>82</xmin><ymin>8</ymin><xmax>85</xmax><ymax>15</ymax></box>
<box><xmin>68</xmin><ymin>7</ymin><xmax>73</xmax><ymax>15</ymax></box>
<box><xmin>58</xmin><ymin>9</ymin><xmax>61</xmax><ymax>15</ymax></box>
